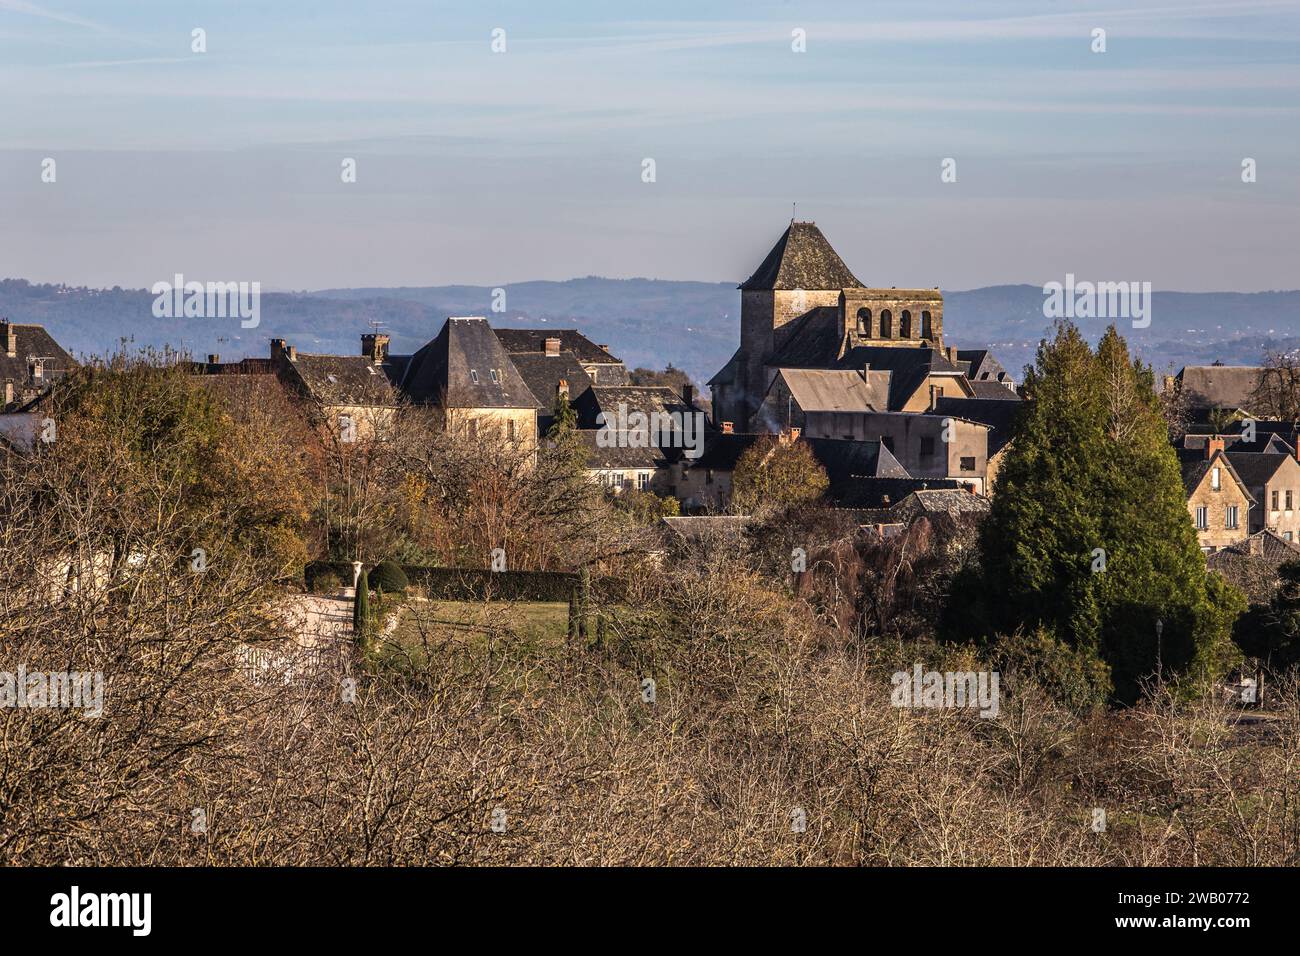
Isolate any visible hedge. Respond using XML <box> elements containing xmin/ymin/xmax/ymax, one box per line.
<box><xmin>303</xmin><ymin>561</ymin><xmax>586</xmax><ymax>603</ymax></box>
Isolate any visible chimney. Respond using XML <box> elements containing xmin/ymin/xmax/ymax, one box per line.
<box><xmin>882</xmin><ymin>494</ymin><xmax>891</xmax><ymax>506</ymax></box>
<box><xmin>544</xmin><ymin>336</ymin><xmax>561</xmax><ymax>357</ymax></box>
<box><xmin>721</xmin><ymin>421</ymin><xmax>734</xmax><ymax>434</ymax></box>
<box><xmin>361</xmin><ymin>332</ymin><xmax>390</xmax><ymax>364</ymax></box>
<box><xmin>207</xmin><ymin>353</ymin><xmax>220</xmax><ymax>365</ymax></box>
<box><xmin>270</xmin><ymin>338</ymin><xmax>287</xmax><ymax>362</ymax></box>
<box><xmin>557</xmin><ymin>379</ymin><xmax>569</xmax><ymax>399</ymax></box>
<box><xmin>861</xmin><ymin>362</ymin><xmax>871</xmax><ymax>382</ymax></box>
<box><xmin>598</xmin><ymin>344</ymin><xmax>610</xmax><ymax>353</ymax></box>
<box><xmin>788</xmin><ymin>426</ymin><xmax>801</xmax><ymax>442</ymax></box>
<box><xmin>946</xmin><ymin>345</ymin><xmax>958</xmax><ymax>365</ymax></box>
<box><xmin>682</xmin><ymin>384</ymin><xmax>695</xmax><ymax>406</ymax></box>
<box><xmin>1206</xmin><ymin>436</ymin><xmax>1225</xmax><ymax>460</ymax></box>
<box><xmin>3</xmin><ymin>381</ymin><xmax>12</xmax><ymax>406</ymax></box>
<box><xmin>1250</xmin><ymin>534</ymin><xmax>1263</xmax><ymax>556</ymax></box>
<box><xmin>1</xmin><ymin>320</ymin><xmax>15</xmax><ymax>358</ymax></box>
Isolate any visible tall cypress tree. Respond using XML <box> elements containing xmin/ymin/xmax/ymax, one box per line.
<box><xmin>958</xmin><ymin>322</ymin><xmax>1244</xmax><ymax>703</ymax></box>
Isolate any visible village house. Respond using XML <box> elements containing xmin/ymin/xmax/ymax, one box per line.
<box><xmin>1224</xmin><ymin>449</ymin><xmax>1300</xmax><ymax>541</ymax></box>
<box><xmin>1179</xmin><ymin>439</ymin><xmax>1253</xmax><ymax>552</ymax></box>
<box><xmin>0</xmin><ymin>319</ymin><xmax>75</xmax><ymax>413</ymax></box>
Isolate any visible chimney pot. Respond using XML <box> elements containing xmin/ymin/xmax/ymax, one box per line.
<box><xmin>557</xmin><ymin>378</ymin><xmax>569</xmax><ymax>398</ymax></box>
<box><xmin>1206</xmin><ymin>436</ymin><xmax>1225</xmax><ymax>460</ymax></box>
<box><xmin>361</xmin><ymin>332</ymin><xmax>390</xmax><ymax>363</ymax></box>
<box><xmin>721</xmin><ymin>421</ymin><xmax>734</xmax><ymax>434</ymax></box>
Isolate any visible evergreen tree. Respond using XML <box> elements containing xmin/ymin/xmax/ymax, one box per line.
<box><xmin>353</xmin><ymin>568</ymin><xmax>371</xmax><ymax>648</ymax></box>
<box><xmin>957</xmin><ymin>322</ymin><xmax>1244</xmax><ymax>703</ymax></box>
<box><xmin>1234</xmin><ymin>560</ymin><xmax>1300</xmax><ymax>669</ymax></box>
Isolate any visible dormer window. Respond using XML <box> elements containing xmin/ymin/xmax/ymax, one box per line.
<box><xmin>469</xmin><ymin>369</ymin><xmax>479</xmax><ymax>384</ymax></box>
<box><xmin>490</xmin><ymin>368</ymin><xmax>499</xmax><ymax>384</ymax></box>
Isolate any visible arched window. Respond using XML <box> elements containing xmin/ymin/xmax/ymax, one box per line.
<box><xmin>880</xmin><ymin>309</ymin><xmax>893</xmax><ymax>338</ymax></box>
<box><xmin>900</xmin><ymin>310</ymin><xmax>912</xmax><ymax>338</ymax></box>
<box><xmin>921</xmin><ymin>310</ymin><xmax>933</xmax><ymax>339</ymax></box>
<box><xmin>856</xmin><ymin>307</ymin><xmax>871</xmax><ymax>334</ymax></box>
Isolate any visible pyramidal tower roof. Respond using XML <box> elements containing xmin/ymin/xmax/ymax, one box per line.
<box><xmin>739</xmin><ymin>221</ymin><xmax>863</xmax><ymax>292</ymax></box>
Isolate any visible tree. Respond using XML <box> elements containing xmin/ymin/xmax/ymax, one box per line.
<box><xmin>955</xmin><ymin>322</ymin><xmax>1245</xmax><ymax>703</ymax></box>
<box><xmin>353</xmin><ymin>568</ymin><xmax>371</xmax><ymax>648</ymax></box>
<box><xmin>1248</xmin><ymin>350</ymin><xmax>1300</xmax><ymax>424</ymax></box>
<box><xmin>1234</xmin><ymin>559</ymin><xmax>1300</xmax><ymax>669</ymax></box>
<box><xmin>730</xmin><ymin>435</ymin><xmax>828</xmax><ymax>515</ymax></box>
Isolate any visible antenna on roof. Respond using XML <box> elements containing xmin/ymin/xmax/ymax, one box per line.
<box><xmin>791</xmin><ymin>202</ymin><xmax>797</xmax><ymax>222</ymax></box>
<box><xmin>366</xmin><ymin>317</ymin><xmax>386</xmax><ymax>334</ymax></box>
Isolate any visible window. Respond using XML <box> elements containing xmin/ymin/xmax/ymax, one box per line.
<box><xmin>1195</xmin><ymin>506</ymin><xmax>1208</xmax><ymax>529</ymax></box>
<box><xmin>469</xmin><ymin>369</ymin><xmax>479</xmax><ymax>384</ymax></box>
<box><xmin>1273</xmin><ymin>489</ymin><xmax>1279</xmax><ymax>511</ymax></box>
<box><xmin>1226</xmin><ymin>505</ymin><xmax>1239</xmax><ymax>530</ymax></box>
<box><xmin>1211</xmin><ymin>467</ymin><xmax>1220</xmax><ymax>491</ymax></box>
<box><xmin>1288</xmin><ymin>490</ymin><xmax>1294</xmax><ymax>510</ymax></box>
<box><xmin>490</xmin><ymin>368</ymin><xmax>499</xmax><ymax>383</ymax></box>
<box><xmin>921</xmin><ymin>311</ymin><xmax>933</xmax><ymax>338</ymax></box>
<box><xmin>856</xmin><ymin>308</ymin><xmax>871</xmax><ymax>334</ymax></box>
<box><xmin>960</xmin><ymin>456</ymin><xmax>976</xmax><ymax>472</ymax></box>
<box><xmin>920</xmin><ymin>436</ymin><xmax>935</xmax><ymax>459</ymax></box>
<box><xmin>638</xmin><ymin>472</ymin><xmax>649</xmax><ymax>491</ymax></box>
<box><xmin>1287</xmin><ymin>532</ymin><xmax>1294</xmax><ymax>542</ymax></box>
<box><xmin>880</xmin><ymin>309</ymin><xmax>893</xmax><ymax>338</ymax></box>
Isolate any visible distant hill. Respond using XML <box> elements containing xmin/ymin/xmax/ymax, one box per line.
<box><xmin>2</xmin><ymin>277</ymin><xmax>1298</xmax><ymax>391</ymax></box>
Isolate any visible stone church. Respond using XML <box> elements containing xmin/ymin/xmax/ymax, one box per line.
<box><xmin>710</xmin><ymin>221</ymin><xmax>1003</xmax><ymax>432</ymax></box>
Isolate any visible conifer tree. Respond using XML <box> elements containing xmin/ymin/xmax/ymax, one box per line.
<box><xmin>958</xmin><ymin>322</ymin><xmax>1244</xmax><ymax>702</ymax></box>
<box><xmin>353</xmin><ymin>568</ymin><xmax>371</xmax><ymax>648</ymax></box>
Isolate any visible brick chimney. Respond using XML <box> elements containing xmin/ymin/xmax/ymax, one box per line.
<box><xmin>361</xmin><ymin>332</ymin><xmax>390</xmax><ymax>363</ymax></box>
<box><xmin>946</xmin><ymin>345</ymin><xmax>959</xmax><ymax>365</ymax></box>
<box><xmin>721</xmin><ymin>421</ymin><xmax>734</xmax><ymax>434</ymax></box>
<box><xmin>544</xmin><ymin>336</ymin><xmax>561</xmax><ymax>357</ymax></box>
<box><xmin>207</xmin><ymin>353</ymin><xmax>220</xmax><ymax>365</ymax></box>
<box><xmin>1206</xmin><ymin>436</ymin><xmax>1225</xmax><ymax>460</ymax></box>
<box><xmin>682</xmin><ymin>383</ymin><xmax>695</xmax><ymax>406</ymax></box>
<box><xmin>557</xmin><ymin>379</ymin><xmax>569</xmax><ymax>399</ymax></box>
<box><xmin>1</xmin><ymin>320</ymin><xmax>15</xmax><ymax>358</ymax></box>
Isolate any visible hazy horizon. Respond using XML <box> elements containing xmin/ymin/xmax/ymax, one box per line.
<box><xmin>2</xmin><ymin>0</ymin><xmax>1298</xmax><ymax>293</ymax></box>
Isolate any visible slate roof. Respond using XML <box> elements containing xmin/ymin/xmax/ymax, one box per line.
<box><xmin>287</xmin><ymin>353</ymin><xmax>403</xmax><ymax>406</ymax></box>
<box><xmin>836</xmin><ymin>345</ymin><xmax>967</xmax><ymax>410</ymax></box>
<box><xmin>739</xmin><ymin>222</ymin><xmax>863</xmax><ymax>292</ymax></box>
<box><xmin>1184</xmin><ymin>430</ymin><xmax>1296</xmax><ymax>456</ymax></box>
<box><xmin>0</xmin><ymin>322</ymin><xmax>76</xmax><ymax>408</ymax></box>
<box><xmin>969</xmin><ymin>380</ymin><xmax>1020</xmax><ymax>400</ymax></box>
<box><xmin>574</xmin><ymin>385</ymin><xmax>700</xmax><ymax>431</ymax></box>
<box><xmin>806</xmin><ymin>437</ymin><xmax>910</xmax><ymax>482</ymax></box>
<box><xmin>692</xmin><ymin>432</ymin><xmax>761</xmax><ymax>471</ymax></box>
<box><xmin>576</xmin><ymin>430</ymin><xmax>668</xmax><ymax>470</ymax></box>
<box><xmin>934</xmin><ymin>396</ymin><xmax>1023</xmax><ymax>456</ymax></box>
<box><xmin>1177</xmin><ymin>365</ymin><xmax>1264</xmax><ymax>411</ymax></box>
<box><xmin>956</xmin><ymin>349</ymin><xmax>1012</xmax><ymax>384</ymax></box>
<box><xmin>1224</xmin><ymin>451</ymin><xmax>1290</xmax><ymax>490</ymax></box>
<box><xmin>765</xmin><ymin>307</ymin><xmax>843</xmax><ymax>367</ymax></box>
<box><xmin>892</xmin><ymin>488</ymin><xmax>991</xmax><ymax>520</ymax></box>
<box><xmin>401</xmin><ymin>317</ymin><xmax>540</xmax><ymax>409</ymax></box>
<box><xmin>493</xmin><ymin>328</ymin><xmax>622</xmax><ymax>365</ymax></box>
<box><xmin>772</xmin><ymin>368</ymin><xmax>891</xmax><ymax>413</ymax></box>
<box><xmin>508</xmin><ymin>352</ymin><xmax>594</xmax><ymax>409</ymax></box>
<box><xmin>828</xmin><ymin>478</ymin><xmax>964</xmax><ymax>509</ymax></box>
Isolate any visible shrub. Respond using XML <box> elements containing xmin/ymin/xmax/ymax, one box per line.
<box><xmin>310</xmin><ymin>570</ymin><xmax>341</xmax><ymax>595</ymax></box>
<box><xmin>370</xmin><ymin>559</ymin><xmax>410</xmax><ymax>595</ymax></box>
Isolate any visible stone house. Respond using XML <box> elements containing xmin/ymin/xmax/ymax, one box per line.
<box><xmin>1225</xmin><ymin>449</ymin><xmax>1300</xmax><ymax>542</ymax></box>
<box><xmin>0</xmin><ymin>319</ymin><xmax>75</xmax><ymax>412</ymax></box>
<box><xmin>1180</xmin><ymin>439</ymin><xmax>1253</xmax><ymax>552</ymax></box>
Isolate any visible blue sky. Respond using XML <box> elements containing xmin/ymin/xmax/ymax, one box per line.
<box><xmin>1</xmin><ymin>0</ymin><xmax>1298</xmax><ymax>290</ymax></box>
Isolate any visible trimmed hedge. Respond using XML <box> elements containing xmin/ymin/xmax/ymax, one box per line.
<box><xmin>370</xmin><ymin>559</ymin><xmax>410</xmax><ymax>595</ymax></box>
<box><xmin>303</xmin><ymin>561</ymin><xmax>583</xmax><ymax>603</ymax></box>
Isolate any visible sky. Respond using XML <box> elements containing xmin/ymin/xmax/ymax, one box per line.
<box><xmin>1</xmin><ymin>0</ymin><xmax>1298</xmax><ymax>292</ymax></box>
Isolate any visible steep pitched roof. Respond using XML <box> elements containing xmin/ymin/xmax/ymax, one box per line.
<box><xmin>739</xmin><ymin>221</ymin><xmax>863</xmax><ymax>292</ymax></box>
<box><xmin>492</xmin><ymin>329</ymin><xmax>622</xmax><ymax>364</ymax></box>
<box><xmin>1209</xmin><ymin>528</ymin><xmax>1300</xmax><ymax>565</ymax></box>
<box><xmin>969</xmin><ymin>380</ymin><xmax>1020</xmax><ymax>400</ymax></box>
<box><xmin>508</xmin><ymin>351</ymin><xmax>594</xmax><ymax>408</ymax></box>
<box><xmin>0</xmin><ymin>322</ymin><xmax>76</xmax><ymax>409</ymax></box>
<box><xmin>806</xmin><ymin>437</ymin><xmax>911</xmax><ymax>482</ymax></box>
<box><xmin>1177</xmin><ymin>365</ymin><xmax>1264</xmax><ymax>411</ymax></box>
<box><xmin>574</xmin><ymin>385</ymin><xmax>700</xmax><ymax>431</ymax></box>
<box><xmin>287</xmin><ymin>353</ymin><xmax>402</xmax><ymax>406</ymax></box>
<box><xmin>576</xmin><ymin>430</ymin><xmax>668</xmax><ymax>470</ymax></box>
<box><xmin>401</xmin><ymin>317</ymin><xmax>539</xmax><ymax>409</ymax></box>
<box><xmin>828</xmin><ymin>478</ymin><xmax>963</xmax><ymax>509</ymax></box>
<box><xmin>956</xmin><ymin>349</ymin><xmax>1013</xmax><ymax>385</ymax></box>
<box><xmin>836</xmin><ymin>345</ymin><xmax>967</xmax><ymax>410</ymax></box>
<box><xmin>1224</xmin><ymin>451</ymin><xmax>1290</xmax><ymax>489</ymax></box>
<box><xmin>765</xmin><ymin>307</ymin><xmax>843</xmax><ymax>367</ymax></box>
